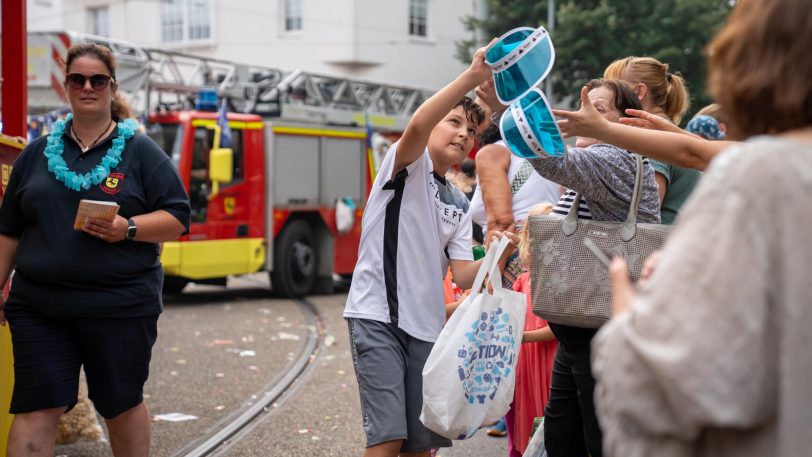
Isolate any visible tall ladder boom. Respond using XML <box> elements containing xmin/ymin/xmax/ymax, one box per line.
<box><xmin>32</xmin><ymin>31</ymin><xmax>434</xmax><ymax>131</ymax></box>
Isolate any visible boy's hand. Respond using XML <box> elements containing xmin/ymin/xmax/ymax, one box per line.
<box><xmin>488</xmin><ymin>231</ymin><xmax>520</xmax><ymax>265</ymax></box>
<box><xmin>466</xmin><ymin>40</ymin><xmax>496</xmax><ymax>86</ymax></box>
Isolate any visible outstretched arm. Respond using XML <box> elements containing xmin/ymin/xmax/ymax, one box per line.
<box><xmin>393</xmin><ymin>42</ymin><xmax>494</xmax><ymax>176</ymax></box>
<box><xmin>553</xmin><ymin>86</ymin><xmax>736</xmax><ymax>171</ymax></box>
<box><xmin>475</xmin><ymin>143</ymin><xmax>514</xmax><ymax>235</ymax></box>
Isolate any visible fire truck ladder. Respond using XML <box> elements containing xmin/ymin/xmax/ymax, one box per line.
<box><xmin>69</xmin><ymin>32</ymin><xmax>433</xmax><ymax>131</ymax></box>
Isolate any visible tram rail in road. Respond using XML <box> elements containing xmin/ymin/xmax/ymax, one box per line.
<box><xmin>170</xmin><ymin>298</ymin><xmax>323</xmax><ymax>457</ymax></box>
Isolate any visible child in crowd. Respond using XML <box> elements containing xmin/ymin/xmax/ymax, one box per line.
<box><xmin>504</xmin><ymin>203</ymin><xmax>558</xmax><ymax>457</ymax></box>
<box><xmin>343</xmin><ymin>42</ymin><xmax>517</xmax><ymax>457</ymax></box>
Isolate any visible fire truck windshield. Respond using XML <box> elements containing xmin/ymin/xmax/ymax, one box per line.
<box><xmin>146</xmin><ymin>123</ymin><xmax>183</xmax><ymax>168</ymax></box>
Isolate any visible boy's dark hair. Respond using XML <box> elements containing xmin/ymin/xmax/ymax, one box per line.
<box><xmin>455</xmin><ymin>96</ymin><xmax>486</xmax><ymax>129</ymax></box>
<box><xmin>585</xmin><ymin>79</ymin><xmax>643</xmax><ymax>117</ymax></box>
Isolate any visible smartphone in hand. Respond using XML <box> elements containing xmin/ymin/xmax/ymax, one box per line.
<box><xmin>584</xmin><ymin>238</ymin><xmax>612</xmax><ymax>268</ymax></box>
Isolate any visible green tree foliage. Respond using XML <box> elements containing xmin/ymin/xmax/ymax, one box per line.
<box><xmin>458</xmin><ymin>0</ymin><xmax>733</xmax><ymax>122</ymax></box>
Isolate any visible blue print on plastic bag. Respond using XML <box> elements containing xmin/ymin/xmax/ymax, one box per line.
<box><xmin>456</xmin><ymin>306</ymin><xmax>517</xmax><ymax>405</ymax></box>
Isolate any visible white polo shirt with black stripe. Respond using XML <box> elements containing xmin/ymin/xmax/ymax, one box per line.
<box><xmin>344</xmin><ymin>141</ymin><xmax>473</xmax><ymax>342</ymax></box>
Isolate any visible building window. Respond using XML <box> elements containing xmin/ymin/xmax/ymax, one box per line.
<box><xmin>161</xmin><ymin>0</ymin><xmax>212</xmax><ymax>43</ymax></box>
<box><xmin>161</xmin><ymin>0</ymin><xmax>184</xmax><ymax>42</ymax></box>
<box><xmin>409</xmin><ymin>0</ymin><xmax>427</xmax><ymax>37</ymax></box>
<box><xmin>88</xmin><ymin>7</ymin><xmax>109</xmax><ymax>37</ymax></box>
<box><xmin>284</xmin><ymin>0</ymin><xmax>302</xmax><ymax>31</ymax></box>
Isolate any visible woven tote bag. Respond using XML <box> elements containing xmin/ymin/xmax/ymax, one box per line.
<box><xmin>528</xmin><ymin>154</ymin><xmax>672</xmax><ymax>328</ymax></box>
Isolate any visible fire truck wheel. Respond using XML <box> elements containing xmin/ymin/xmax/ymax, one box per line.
<box><xmin>163</xmin><ymin>276</ymin><xmax>190</xmax><ymax>294</ymax></box>
<box><xmin>272</xmin><ymin>219</ymin><xmax>318</xmax><ymax>298</ymax></box>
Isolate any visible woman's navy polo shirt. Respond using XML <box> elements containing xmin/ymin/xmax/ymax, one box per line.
<box><xmin>0</xmin><ymin>120</ymin><xmax>191</xmax><ymax>318</ymax></box>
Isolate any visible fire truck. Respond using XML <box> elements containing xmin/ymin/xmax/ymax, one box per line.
<box><xmin>27</xmin><ymin>31</ymin><xmax>432</xmax><ymax>297</ymax></box>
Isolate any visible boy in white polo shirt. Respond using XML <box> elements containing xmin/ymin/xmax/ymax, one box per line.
<box><xmin>344</xmin><ymin>44</ymin><xmax>514</xmax><ymax>457</ymax></box>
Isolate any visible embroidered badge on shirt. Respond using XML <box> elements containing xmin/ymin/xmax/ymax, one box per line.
<box><xmin>101</xmin><ymin>172</ymin><xmax>125</xmax><ymax>195</ymax></box>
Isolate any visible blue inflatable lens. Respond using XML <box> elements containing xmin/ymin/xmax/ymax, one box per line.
<box><xmin>486</xmin><ymin>26</ymin><xmax>555</xmax><ymax>105</ymax></box>
<box><xmin>500</xmin><ymin>88</ymin><xmax>567</xmax><ymax>159</ymax></box>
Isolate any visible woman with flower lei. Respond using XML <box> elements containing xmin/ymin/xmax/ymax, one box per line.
<box><xmin>0</xmin><ymin>43</ymin><xmax>190</xmax><ymax>456</ymax></box>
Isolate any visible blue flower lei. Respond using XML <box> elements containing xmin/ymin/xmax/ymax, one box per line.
<box><xmin>43</xmin><ymin>113</ymin><xmax>138</xmax><ymax>191</ymax></box>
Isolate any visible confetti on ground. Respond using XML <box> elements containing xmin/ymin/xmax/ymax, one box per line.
<box><xmin>298</xmin><ymin>429</ymin><xmax>309</xmax><ymax>434</ymax></box>
<box><xmin>325</xmin><ymin>355</ymin><xmax>336</xmax><ymax>361</ymax></box>
<box><xmin>210</xmin><ymin>339</ymin><xmax>234</xmax><ymax>346</ymax></box>
<box><xmin>168</xmin><ymin>347</ymin><xmax>181</xmax><ymax>352</ymax></box>
<box><xmin>248</xmin><ymin>365</ymin><xmax>261</xmax><ymax>372</ymax></box>
<box><xmin>215</xmin><ymin>373</ymin><xmax>225</xmax><ymax>378</ymax></box>
<box><xmin>154</xmin><ymin>413</ymin><xmax>198</xmax><ymax>422</ymax></box>
<box><xmin>311</xmin><ymin>436</ymin><xmax>321</xmax><ymax>441</ymax></box>
<box><xmin>258</xmin><ymin>308</ymin><xmax>272</xmax><ymax>315</ymax></box>
<box><xmin>176</xmin><ymin>359</ymin><xmax>187</xmax><ymax>365</ymax></box>
<box><xmin>214</xmin><ymin>405</ymin><xmax>225</xmax><ymax>411</ymax></box>
<box><xmin>242</xmin><ymin>335</ymin><xmax>255</xmax><ymax>343</ymax></box>
<box><xmin>277</xmin><ymin>316</ymin><xmax>286</xmax><ymax>322</ymax></box>
<box><xmin>278</xmin><ymin>332</ymin><xmax>301</xmax><ymax>341</ymax></box>
<box><xmin>337</xmin><ymin>370</ymin><xmax>345</xmax><ymax>375</ymax></box>
<box><xmin>239</xmin><ymin>350</ymin><xmax>256</xmax><ymax>357</ymax></box>
<box><xmin>170</xmin><ymin>371</ymin><xmax>178</xmax><ymax>376</ymax></box>
<box><xmin>194</xmin><ymin>331</ymin><xmax>202</xmax><ymax>337</ymax></box>
<box><xmin>324</xmin><ymin>334</ymin><xmax>336</xmax><ymax>347</ymax></box>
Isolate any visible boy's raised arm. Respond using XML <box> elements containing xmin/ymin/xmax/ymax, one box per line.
<box><xmin>392</xmin><ymin>43</ymin><xmax>494</xmax><ymax>177</ymax></box>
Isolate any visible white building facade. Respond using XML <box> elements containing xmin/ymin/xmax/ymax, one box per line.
<box><xmin>60</xmin><ymin>0</ymin><xmax>484</xmax><ymax>90</ymax></box>
<box><xmin>27</xmin><ymin>0</ymin><xmax>64</xmax><ymax>31</ymax></box>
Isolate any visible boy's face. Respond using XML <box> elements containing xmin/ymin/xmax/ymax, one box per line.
<box><xmin>427</xmin><ymin>106</ymin><xmax>477</xmax><ymax>167</ymax></box>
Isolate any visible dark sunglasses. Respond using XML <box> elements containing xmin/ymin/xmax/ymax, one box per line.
<box><xmin>65</xmin><ymin>73</ymin><xmax>114</xmax><ymax>91</ymax></box>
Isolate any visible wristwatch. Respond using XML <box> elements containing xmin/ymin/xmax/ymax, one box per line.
<box><xmin>126</xmin><ymin>218</ymin><xmax>137</xmax><ymax>240</ymax></box>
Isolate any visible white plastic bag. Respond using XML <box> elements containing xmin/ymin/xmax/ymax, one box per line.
<box><xmin>523</xmin><ymin>417</ymin><xmax>547</xmax><ymax>457</ymax></box>
<box><xmin>420</xmin><ymin>236</ymin><xmax>527</xmax><ymax>440</ymax></box>
<box><xmin>336</xmin><ymin>196</ymin><xmax>356</xmax><ymax>234</ymax></box>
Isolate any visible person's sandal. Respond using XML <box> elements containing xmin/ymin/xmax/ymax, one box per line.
<box><xmin>486</xmin><ymin>417</ymin><xmax>507</xmax><ymax>437</ymax></box>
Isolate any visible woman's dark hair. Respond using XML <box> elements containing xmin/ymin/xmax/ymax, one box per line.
<box><xmin>478</xmin><ymin>123</ymin><xmax>502</xmax><ymax>146</ymax></box>
<box><xmin>585</xmin><ymin>79</ymin><xmax>643</xmax><ymax>116</ymax></box>
<box><xmin>65</xmin><ymin>43</ymin><xmax>133</xmax><ymax>119</ymax></box>
<box><xmin>708</xmin><ymin>0</ymin><xmax>812</xmax><ymax>138</ymax></box>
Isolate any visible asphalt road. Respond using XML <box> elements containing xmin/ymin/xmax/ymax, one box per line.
<box><xmin>54</xmin><ymin>275</ymin><xmax>507</xmax><ymax>457</ymax></box>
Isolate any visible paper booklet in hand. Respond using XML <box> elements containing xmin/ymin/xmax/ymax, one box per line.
<box><xmin>74</xmin><ymin>199</ymin><xmax>120</xmax><ymax>230</ymax></box>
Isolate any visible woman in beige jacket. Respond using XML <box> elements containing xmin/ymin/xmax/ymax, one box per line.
<box><xmin>592</xmin><ymin>0</ymin><xmax>812</xmax><ymax>456</ymax></box>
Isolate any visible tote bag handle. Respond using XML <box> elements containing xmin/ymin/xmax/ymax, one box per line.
<box><xmin>469</xmin><ymin>236</ymin><xmax>511</xmax><ymax>302</ymax></box>
<box><xmin>562</xmin><ymin>153</ymin><xmax>644</xmax><ymax>242</ymax></box>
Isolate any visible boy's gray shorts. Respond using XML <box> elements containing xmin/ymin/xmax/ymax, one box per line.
<box><xmin>347</xmin><ymin>317</ymin><xmax>452</xmax><ymax>452</ymax></box>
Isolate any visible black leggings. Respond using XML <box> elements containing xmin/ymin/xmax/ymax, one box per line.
<box><xmin>543</xmin><ymin>327</ymin><xmax>603</xmax><ymax>457</ymax></box>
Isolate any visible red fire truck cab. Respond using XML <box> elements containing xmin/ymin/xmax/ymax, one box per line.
<box><xmin>147</xmin><ymin>110</ymin><xmax>368</xmax><ymax>297</ymax></box>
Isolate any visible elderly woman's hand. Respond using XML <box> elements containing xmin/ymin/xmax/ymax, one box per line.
<box><xmin>552</xmin><ymin>86</ymin><xmax>612</xmax><ymax>140</ymax></box>
<box><xmin>609</xmin><ymin>257</ymin><xmax>635</xmax><ymax>316</ymax></box>
<box><xmin>82</xmin><ymin>215</ymin><xmax>129</xmax><ymax>243</ymax></box>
